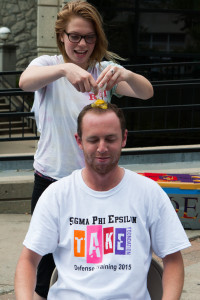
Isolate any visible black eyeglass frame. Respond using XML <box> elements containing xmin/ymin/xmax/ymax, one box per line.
<box><xmin>64</xmin><ymin>31</ymin><xmax>97</xmax><ymax>44</ymax></box>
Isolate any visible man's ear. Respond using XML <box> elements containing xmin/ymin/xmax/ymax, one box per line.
<box><xmin>75</xmin><ymin>133</ymin><xmax>83</xmax><ymax>150</ymax></box>
<box><xmin>122</xmin><ymin>129</ymin><xmax>128</xmax><ymax>148</ymax></box>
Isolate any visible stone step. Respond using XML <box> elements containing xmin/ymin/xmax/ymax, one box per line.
<box><xmin>0</xmin><ymin>109</ymin><xmax>13</xmax><ymax>113</ymax></box>
<box><xmin>0</xmin><ymin>98</ymin><xmax>7</xmax><ymax>104</ymax></box>
<box><xmin>0</xmin><ymin>115</ymin><xmax>22</xmax><ymax>122</ymax></box>
<box><xmin>0</xmin><ymin>170</ymin><xmax>33</xmax><ymax>214</ymax></box>
<box><xmin>0</xmin><ymin>103</ymin><xmax>10</xmax><ymax>110</ymax></box>
<box><xmin>0</xmin><ymin>121</ymin><xmax>27</xmax><ymax>129</ymax></box>
<box><xmin>0</xmin><ymin>127</ymin><xmax>33</xmax><ymax>135</ymax></box>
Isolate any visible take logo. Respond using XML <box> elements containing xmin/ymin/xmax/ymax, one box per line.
<box><xmin>74</xmin><ymin>225</ymin><xmax>132</xmax><ymax>264</ymax></box>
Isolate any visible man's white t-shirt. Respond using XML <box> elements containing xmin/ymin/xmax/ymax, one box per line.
<box><xmin>29</xmin><ymin>55</ymin><xmax>122</xmax><ymax>180</ymax></box>
<box><xmin>24</xmin><ymin>169</ymin><xmax>190</xmax><ymax>300</ymax></box>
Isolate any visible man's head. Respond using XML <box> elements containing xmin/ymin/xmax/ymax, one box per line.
<box><xmin>75</xmin><ymin>103</ymin><xmax>127</xmax><ymax>175</ymax></box>
<box><xmin>77</xmin><ymin>102</ymin><xmax>126</xmax><ymax>140</ymax></box>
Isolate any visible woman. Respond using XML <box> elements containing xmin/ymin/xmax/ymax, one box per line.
<box><xmin>19</xmin><ymin>1</ymin><xmax>153</xmax><ymax>299</ymax></box>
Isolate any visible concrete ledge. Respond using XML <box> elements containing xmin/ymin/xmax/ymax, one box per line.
<box><xmin>0</xmin><ymin>157</ymin><xmax>34</xmax><ymax>170</ymax></box>
<box><xmin>0</xmin><ymin>144</ymin><xmax>200</xmax><ymax>213</ymax></box>
<box><xmin>0</xmin><ymin>180</ymin><xmax>33</xmax><ymax>200</ymax></box>
<box><xmin>0</xmin><ymin>199</ymin><xmax>31</xmax><ymax>214</ymax></box>
<box><xmin>120</xmin><ymin>147</ymin><xmax>200</xmax><ymax>165</ymax></box>
<box><xmin>0</xmin><ymin>173</ymin><xmax>33</xmax><ymax>213</ymax></box>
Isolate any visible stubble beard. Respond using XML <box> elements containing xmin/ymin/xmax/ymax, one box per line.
<box><xmin>84</xmin><ymin>151</ymin><xmax>121</xmax><ymax>175</ymax></box>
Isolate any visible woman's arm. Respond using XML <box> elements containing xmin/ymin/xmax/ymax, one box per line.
<box><xmin>19</xmin><ymin>65</ymin><xmax>66</xmax><ymax>92</ymax></box>
<box><xmin>19</xmin><ymin>63</ymin><xmax>98</xmax><ymax>94</ymax></box>
<box><xmin>161</xmin><ymin>251</ymin><xmax>185</xmax><ymax>300</ymax></box>
<box><xmin>15</xmin><ymin>247</ymin><xmax>42</xmax><ymax>300</ymax></box>
<box><xmin>96</xmin><ymin>65</ymin><xmax>154</xmax><ymax>100</ymax></box>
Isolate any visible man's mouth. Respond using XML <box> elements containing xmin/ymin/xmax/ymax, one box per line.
<box><xmin>96</xmin><ymin>156</ymin><xmax>110</xmax><ymax>161</ymax></box>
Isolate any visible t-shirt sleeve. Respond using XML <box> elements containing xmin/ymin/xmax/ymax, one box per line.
<box><xmin>28</xmin><ymin>55</ymin><xmax>54</xmax><ymax>131</ymax></box>
<box><xmin>23</xmin><ymin>183</ymin><xmax>60</xmax><ymax>256</ymax></box>
<box><xmin>28</xmin><ymin>55</ymin><xmax>53</xmax><ymax>67</ymax></box>
<box><xmin>148</xmin><ymin>184</ymin><xmax>191</xmax><ymax>258</ymax></box>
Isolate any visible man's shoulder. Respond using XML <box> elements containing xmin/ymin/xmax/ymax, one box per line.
<box><xmin>124</xmin><ymin>168</ymin><xmax>149</xmax><ymax>181</ymax></box>
<box><xmin>124</xmin><ymin>168</ymin><xmax>161</xmax><ymax>189</ymax></box>
<box><xmin>37</xmin><ymin>170</ymin><xmax>81</xmax><ymax>207</ymax></box>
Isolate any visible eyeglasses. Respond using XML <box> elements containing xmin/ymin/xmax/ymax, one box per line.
<box><xmin>64</xmin><ymin>31</ymin><xmax>96</xmax><ymax>44</ymax></box>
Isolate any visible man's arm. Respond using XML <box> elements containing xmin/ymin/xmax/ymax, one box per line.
<box><xmin>15</xmin><ymin>246</ymin><xmax>42</xmax><ymax>300</ymax></box>
<box><xmin>161</xmin><ymin>251</ymin><xmax>184</xmax><ymax>300</ymax></box>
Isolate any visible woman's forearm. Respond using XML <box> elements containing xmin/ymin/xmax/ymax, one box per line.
<box><xmin>19</xmin><ymin>64</ymin><xmax>66</xmax><ymax>92</ymax></box>
<box><xmin>125</xmin><ymin>70</ymin><xmax>154</xmax><ymax>99</ymax></box>
<box><xmin>19</xmin><ymin>63</ymin><xmax>98</xmax><ymax>94</ymax></box>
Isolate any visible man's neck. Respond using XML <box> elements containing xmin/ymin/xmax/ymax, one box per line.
<box><xmin>81</xmin><ymin>166</ymin><xmax>125</xmax><ymax>191</ymax></box>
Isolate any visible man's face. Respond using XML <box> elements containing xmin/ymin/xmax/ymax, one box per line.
<box><xmin>76</xmin><ymin>111</ymin><xmax>127</xmax><ymax>175</ymax></box>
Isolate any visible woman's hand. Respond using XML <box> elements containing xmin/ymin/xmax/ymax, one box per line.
<box><xmin>96</xmin><ymin>65</ymin><xmax>120</xmax><ymax>91</ymax></box>
<box><xmin>64</xmin><ymin>63</ymin><xmax>98</xmax><ymax>95</ymax></box>
<box><xmin>96</xmin><ymin>65</ymin><xmax>154</xmax><ymax>100</ymax></box>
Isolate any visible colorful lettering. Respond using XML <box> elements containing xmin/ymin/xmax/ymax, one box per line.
<box><xmin>115</xmin><ymin>228</ymin><xmax>126</xmax><ymax>255</ymax></box>
<box><xmin>73</xmin><ymin>225</ymin><xmax>133</xmax><ymax>263</ymax></box>
<box><xmin>104</xmin><ymin>227</ymin><xmax>114</xmax><ymax>254</ymax></box>
<box><xmin>87</xmin><ymin>225</ymin><xmax>103</xmax><ymax>263</ymax></box>
<box><xmin>170</xmin><ymin>197</ymin><xmax>180</xmax><ymax>213</ymax></box>
<box><xmin>89</xmin><ymin>93</ymin><xmax>97</xmax><ymax>101</ymax></box>
<box><xmin>170</xmin><ymin>196</ymin><xmax>198</xmax><ymax>219</ymax></box>
<box><xmin>74</xmin><ymin>230</ymin><xmax>85</xmax><ymax>257</ymax></box>
<box><xmin>126</xmin><ymin>227</ymin><xmax>132</xmax><ymax>255</ymax></box>
<box><xmin>182</xmin><ymin>197</ymin><xmax>198</xmax><ymax>219</ymax></box>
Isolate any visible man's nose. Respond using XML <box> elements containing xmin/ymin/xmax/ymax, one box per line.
<box><xmin>97</xmin><ymin>140</ymin><xmax>107</xmax><ymax>153</ymax></box>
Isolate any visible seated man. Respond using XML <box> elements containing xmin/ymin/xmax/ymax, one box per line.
<box><xmin>15</xmin><ymin>101</ymin><xmax>190</xmax><ymax>300</ymax></box>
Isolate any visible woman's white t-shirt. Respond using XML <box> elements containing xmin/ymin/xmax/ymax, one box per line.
<box><xmin>24</xmin><ymin>169</ymin><xmax>190</xmax><ymax>300</ymax></box>
<box><xmin>30</xmin><ymin>55</ymin><xmax>122</xmax><ymax>179</ymax></box>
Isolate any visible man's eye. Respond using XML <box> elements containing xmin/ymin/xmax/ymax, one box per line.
<box><xmin>88</xmin><ymin>139</ymin><xmax>98</xmax><ymax>143</ymax></box>
<box><xmin>106</xmin><ymin>138</ymin><xmax>116</xmax><ymax>142</ymax></box>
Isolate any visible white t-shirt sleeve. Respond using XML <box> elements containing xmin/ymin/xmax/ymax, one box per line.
<box><xmin>23</xmin><ymin>182</ymin><xmax>60</xmax><ymax>256</ymax></box>
<box><xmin>28</xmin><ymin>55</ymin><xmax>56</xmax><ymax>67</ymax></box>
<box><xmin>148</xmin><ymin>184</ymin><xmax>191</xmax><ymax>258</ymax></box>
<box><xmin>29</xmin><ymin>55</ymin><xmax>54</xmax><ymax>131</ymax></box>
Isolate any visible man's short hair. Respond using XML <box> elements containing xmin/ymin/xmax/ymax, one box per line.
<box><xmin>77</xmin><ymin>103</ymin><xmax>126</xmax><ymax>138</ymax></box>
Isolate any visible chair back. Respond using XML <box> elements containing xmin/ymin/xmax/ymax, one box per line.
<box><xmin>49</xmin><ymin>267</ymin><xmax>58</xmax><ymax>287</ymax></box>
<box><xmin>147</xmin><ymin>258</ymin><xmax>163</xmax><ymax>300</ymax></box>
